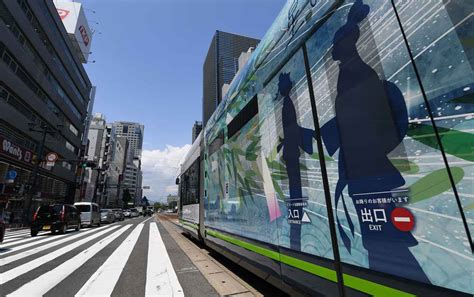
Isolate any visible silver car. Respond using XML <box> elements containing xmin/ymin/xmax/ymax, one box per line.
<box><xmin>100</xmin><ymin>209</ymin><xmax>115</xmax><ymax>223</ymax></box>
<box><xmin>74</xmin><ymin>202</ymin><xmax>101</xmax><ymax>227</ymax></box>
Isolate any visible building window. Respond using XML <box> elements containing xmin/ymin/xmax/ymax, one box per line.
<box><xmin>65</xmin><ymin>141</ymin><xmax>76</xmax><ymax>153</ymax></box>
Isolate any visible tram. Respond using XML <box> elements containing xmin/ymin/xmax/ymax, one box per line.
<box><xmin>178</xmin><ymin>0</ymin><xmax>474</xmax><ymax>295</ymax></box>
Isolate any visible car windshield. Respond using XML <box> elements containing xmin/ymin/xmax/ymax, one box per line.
<box><xmin>101</xmin><ymin>209</ymin><xmax>110</xmax><ymax>213</ymax></box>
<box><xmin>38</xmin><ymin>205</ymin><xmax>62</xmax><ymax>215</ymax></box>
<box><xmin>75</xmin><ymin>205</ymin><xmax>91</xmax><ymax>212</ymax></box>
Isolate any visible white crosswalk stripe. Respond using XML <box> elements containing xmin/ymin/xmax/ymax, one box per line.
<box><xmin>4</xmin><ymin>230</ymin><xmax>29</xmax><ymax>237</ymax></box>
<box><xmin>146</xmin><ymin>221</ymin><xmax>184</xmax><ymax>296</ymax></box>
<box><xmin>7</xmin><ymin>225</ymin><xmax>132</xmax><ymax>296</ymax></box>
<box><xmin>0</xmin><ymin>225</ymin><xmax>121</xmax><ymax>284</ymax></box>
<box><xmin>1</xmin><ymin>231</ymin><xmax>85</xmax><ymax>256</ymax></box>
<box><xmin>0</xmin><ymin>225</ymin><xmax>117</xmax><ymax>265</ymax></box>
<box><xmin>4</xmin><ymin>231</ymin><xmax>30</xmax><ymax>239</ymax></box>
<box><xmin>1</xmin><ymin>218</ymin><xmax>185</xmax><ymax>297</ymax></box>
<box><xmin>75</xmin><ymin>223</ymin><xmax>145</xmax><ymax>296</ymax></box>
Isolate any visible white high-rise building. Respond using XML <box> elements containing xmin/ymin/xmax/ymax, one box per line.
<box><xmin>112</xmin><ymin>121</ymin><xmax>145</xmax><ymax>204</ymax></box>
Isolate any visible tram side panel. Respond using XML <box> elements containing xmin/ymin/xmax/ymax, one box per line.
<box><xmin>201</xmin><ymin>0</ymin><xmax>473</xmax><ymax>296</ymax></box>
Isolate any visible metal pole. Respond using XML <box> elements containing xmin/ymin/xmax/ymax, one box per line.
<box><xmin>24</xmin><ymin>126</ymin><xmax>48</xmax><ymax>224</ymax></box>
<box><xmin>93</xmin><ymin>168</ymin><xmax>100</xmax><ymax>204</ymax></box>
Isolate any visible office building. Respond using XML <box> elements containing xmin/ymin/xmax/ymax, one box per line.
<box><xmin>122</xmin><ymin>163</ymin><xmax>140</xmax><ymax>203</ymax></box>
<box><xmin>202</xmin><ymin>31</ymin><xmax>259</xmax><ymax>125</ymax></box>
<box><xmin>112</xmin><ymin>121</ymin><xmax>144</xmax><ymax>162</ymax></box>
<box><xmin>112</xmin><ymin>121</ymin><xmax>144</xmax><ymax>204</ymax></box>
<box><xmin>222</xmin><ymin>47</ymin><xmax>255</xmax><ymax>98</ymax></box>
<box><xmin>103</xmin><ymin>135</ymin><xmax>128</xmax><ymax>207</ymax></box>
<box><xmin>0</xmin><ymin>0</ymin><xmax>93</xmax><ymax>222</ymax></box>
<box><xmin>192</xmin><ymin>121</ymin><xmax>202</xmax><ymax>143</ymax></box>
<box><xmin>83</xmin><ymin>113</ymin><xmax>106</xmax><ymax>202</ymax></box>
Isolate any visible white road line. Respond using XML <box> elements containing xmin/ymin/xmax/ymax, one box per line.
<box><xmin>1</xmin><ymin>234</ymin><xmax>54</xmax><ymax>249</ymax></box>
<box><xmin>0</xmin><ymin>228</ymin><xmax>96</xmax><ymax>256</ymax></box>
<box><xmin>4</xmin><ymin>229</ymin><xmax>29</xmax><ymax>235</ymax></box>
<box><xmin>145</xmin><ymin>222</ymin><xmax>184</xmax><ymax>297</ymax></box>
<box><xmin>2</xmin><ymin>235</ymin><xmax>29</xmax><ymax>243</ymax></box>
<box><xmin>8</xmin><ymin>225</ymin><xmax>133</xmax><ymax>297</ymax></box>
<box><xmin>0</xmin><ymin>225</ymin><xmax>121</xmax><ymax>284</ymax></box>
<box><xmin>3</xmin><ymin>233</ymin><xmax>30</xmax><ymax>240</ymax></box>
<box><xmin>75</xmin><ymin>224</ymin><xmax>144</xmax><ymax>296</ymax></box>
<box><xmin>0</xmin><ymin>225</ymin><xmax>115</xmax><ymax>265</ymax></box>
<box><xmin>4</xmin><ymin>230</ymin><xmax>30</xmax><ymax>238</ymax></box>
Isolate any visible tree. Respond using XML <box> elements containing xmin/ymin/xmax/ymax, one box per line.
<box><xmin>122</xmin><ymin>188</ymin><xmax>132</xmax><ymax>209</ymax></box>
<box><xmin>142</xmin><ymin>196</ymin><xmax>150</xmax><ymax>206</ymax></box>
<box><xmin>153</xmin><ymin>201</ymin><xmax>168</xmax><ymax>211</ymax></box>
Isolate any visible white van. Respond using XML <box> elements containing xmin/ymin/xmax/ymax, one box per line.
<box><xmin>74</xmin><ymin>202</ymin><xmax>101</xmax><ymax>227</ymax></box>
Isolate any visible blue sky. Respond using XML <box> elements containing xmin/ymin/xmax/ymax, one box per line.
<box><xmin>82</xmin><ymin>0</ymin><xmax>285</xmax><ymax>150</ymax></box>
<box><xmin>79</xmin><ymin>0</ymin><xmax>286</xmax><ymax>201</ymax></box>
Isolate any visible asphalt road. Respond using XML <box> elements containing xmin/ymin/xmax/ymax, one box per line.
<box><xmin>0</xmin><ymin>216</ymin><xmax>219</xmax><ymax>297</ymax></box>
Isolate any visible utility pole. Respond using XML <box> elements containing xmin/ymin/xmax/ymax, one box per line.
<box><xmin>23</xmin><ymin>123</ymin><xmax>63</xmax><ymax>225</ymax></box>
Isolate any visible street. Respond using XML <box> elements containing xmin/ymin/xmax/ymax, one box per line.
<box><xmin>1</xmin><ymin>216</ymin><xmax>263</xmax><ymax>297</ymax></box>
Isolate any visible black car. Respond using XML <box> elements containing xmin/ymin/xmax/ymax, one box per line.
<box><xmin>31</xmin><ymin>204</ymin><xmax>81</xmax><ymax>236</ymax></box>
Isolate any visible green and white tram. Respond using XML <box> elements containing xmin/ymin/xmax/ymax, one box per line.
<box><xmin>178</xmin><ymin>0</ymin><xmax>474</xmax><ymax>295</ymax></box>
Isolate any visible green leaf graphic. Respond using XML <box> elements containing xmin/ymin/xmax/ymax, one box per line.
<box><xmin>409</xmin><ymin>167</ymin><xmax>464</xmax><ymax>204</ymax></box>
<box><xmin>390</xmin><ymin>159</ymin><xmax>420</xmax><ymax>174</ymax></box>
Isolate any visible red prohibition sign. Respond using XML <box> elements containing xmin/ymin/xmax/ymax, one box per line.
<box><xmin>391</xmin><ymin>207</ymin><xmax>415</xmax><ymax>232</ymax></box>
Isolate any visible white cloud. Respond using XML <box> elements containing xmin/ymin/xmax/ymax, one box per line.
<box><xmin>141</xmin><ymin>144</ymin><xmax>191</xmax><ymax>203</ymax></box>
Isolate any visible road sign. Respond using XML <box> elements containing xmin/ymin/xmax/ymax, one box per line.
<box><xmin>46</xmin><ymin>152</ymin><xmax>58</xmax><ymax>167</ymax></box>
<box><xmin>6</xmin><ymin>170</ymin><xmax>17</xmax><ymax>183</ymax></box>
<box><xmin>391</xmin><ymin>207</ymin><xmax>415</xmax><ymax>232</ymax></box>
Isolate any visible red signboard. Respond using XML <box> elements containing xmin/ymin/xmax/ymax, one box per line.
<box><xmin>391</xmin><ymin>207</ymin><xmax>415</xmax><ymax>232</ymax></box>
<box><xmin>0</xmin><ymin>135</ymin><xmax>35</xmax><ymax>165</ymax></box>
<box><xmin>57</xmin><ymin>9</ymin><xmax>70</xmax><ymax>20</ymax></box>
<box><xmin>79</xmin><ymin>25</ymin><xmax>90</xmax><ymax>46</ymax></box>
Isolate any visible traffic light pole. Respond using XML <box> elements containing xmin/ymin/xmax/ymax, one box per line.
<box><xmin>23</xmin><ymin>127</ymin><xmax>48</xmax><ymax>224</ymax></box>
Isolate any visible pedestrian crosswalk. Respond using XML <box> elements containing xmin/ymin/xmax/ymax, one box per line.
<box><xmin>0</xmin><ymin>217</ymin><xmax>185</xmax><ymax>297</ymax></box>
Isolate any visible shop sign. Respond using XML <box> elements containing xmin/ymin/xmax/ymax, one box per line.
<box><xmin>6</xmin><ymin>170</ymin><xmax>17</xmax><ymax>183</ymax></box>
<box><xmin>0</xmin><ymin>135</ymin><xmax>35</xmax><ymax>165</ymax></box>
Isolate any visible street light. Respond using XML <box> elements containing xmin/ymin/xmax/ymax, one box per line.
<box><xmin>23</xmin><ymin>122</ymin><xmax>63</xmax><ymax>224</ymax></box>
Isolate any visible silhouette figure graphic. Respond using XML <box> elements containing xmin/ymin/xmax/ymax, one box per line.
<box><xmin>318</xmin><ymin>0</ymin><xmax>430</xmax><ymax>283</ymax></box>
<box><xmin>277</xmin><ymin>73</ymin><xmax>317</xmax><ymax>251</ymax></box>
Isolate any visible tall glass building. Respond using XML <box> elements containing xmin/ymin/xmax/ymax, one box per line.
<box><xmin>202</xmin><ymin>31</ymin><xmax>259</xmax><ymax>125</ymax></box>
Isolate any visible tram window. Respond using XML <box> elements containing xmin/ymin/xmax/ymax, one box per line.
<box><xmin>227</xmin><ymin>96</ymin><xmax>258</xmax><ymax>139</ymax></box>
<box><xmin>208</xmin><ymin>131</ymin><xmax>224</xmax><ymax>156</ymax></box>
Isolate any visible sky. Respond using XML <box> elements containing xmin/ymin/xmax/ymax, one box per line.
<box><xmin>80</xmin><ymin>0</ymin><xmax>286</xmax><ymax>202</ymax></box>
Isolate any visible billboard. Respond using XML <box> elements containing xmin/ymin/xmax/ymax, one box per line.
<box><xmin>53</xmin><ymin>0</ymin><xmax>92</xmax><ymax>63</ymax></box>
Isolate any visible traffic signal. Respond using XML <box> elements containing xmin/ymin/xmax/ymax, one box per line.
<box><xmin>80</xmin><ymin>161</ymin><xmax>97</xmax><ymax>168</ymax></box>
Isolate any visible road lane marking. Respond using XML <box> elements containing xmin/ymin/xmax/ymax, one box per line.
<box><xmin>75</xmin><ymin>223</ymin><xmax>144</xmax><ymax>296</ymax></box>
<box><xmin>3</xmin><ymin>230</ymin><xmax>30</xmax><ymax>239</ymax></box>
<box><xmin>7</xmin><ymin>225</ymin><xmax>133</xmax><ymax>297</ymax></box>
<box><xmin>145</xmin><ymin>222</ymin><xmax>184</xmax><ymax>297</ymax></box>
<box><xmin>0</xmin><ymin>225</ymin><xmax>122</xmax><ymax>284</ymax></box>
<box><xmin>4</xmin><ymin>230</ymin><xmax>29</xmax><ymax>236</ymax></box>
<box><xmin>2</xmin><ymin>236</ymin><xmax>29</xmax><ymax>243</ymax></box>
<box><xmin>0</xmin><ymin>225</ymin><xmax>115</xmax><ymax>264</ymax></box>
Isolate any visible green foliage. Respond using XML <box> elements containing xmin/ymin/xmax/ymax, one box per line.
<box><xmin>450</xmin><ymin>92</ymin><xmax>473</xmax><ymax>104</ymax></box>
<box><xmin>390</xmin><ymin>159</ymin><xmax>420</xmax><ymax>174</ymax></box>
<box><xmin>409</xmin><ymin>167</ymin><xmax>464</xmax><ymax>204</ymax></box>
<box><xmin>408</xmin><ymin>123</ymin><xmax>474</xmax><ymax>162</ymax></box>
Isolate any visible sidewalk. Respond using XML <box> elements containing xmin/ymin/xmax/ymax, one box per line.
<box><xmin>156</xmin><ymin>214</ymin><xmax>263</xmax><ymax>297</ymax></box>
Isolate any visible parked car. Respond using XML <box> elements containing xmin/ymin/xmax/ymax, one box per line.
<box><xmin>123</xmin><ymin>209</ymin><xmax>131</xmax><ymax>218</ymax></box>
<box><xmin>74</xmin><ymin>202</ymin><xmax>101</xmax><ymax>227</ymax></box>
<box><xmin>31</xmin><ymin>204</ymin><xmax>81</xmax><ymax>236</ymax></box>
<box><xmin>100</xmin><ymin>209</ymin><xmax>115</xmax><ymax>223</ymax></box>
<box><xmin>0</xmin><ymin>209</ymin><xmax>5</xmax><ymax>243</ymax></box>
<box><xmin>130</xmin><ymin>208</ymin><xmax>139</xmax><ymax>217</ymax></box>
<box><xmin>112</xmin><ymin>209</ymin><xmax>124</xmax><ymax>221</ymax></box>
